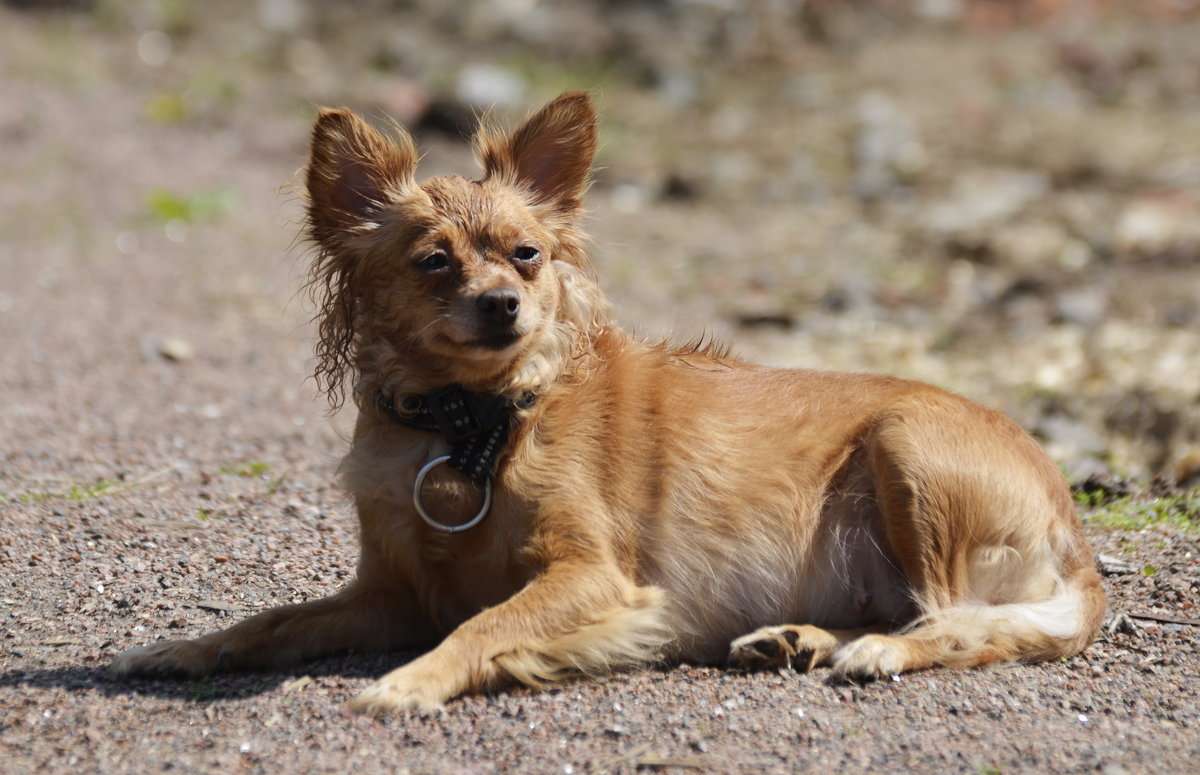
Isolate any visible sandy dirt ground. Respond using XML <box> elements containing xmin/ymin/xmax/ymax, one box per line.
<box><xmin>2</xmin><ymin>2</ymin><xmax>1198</xmax><ymax>773</ymax></box>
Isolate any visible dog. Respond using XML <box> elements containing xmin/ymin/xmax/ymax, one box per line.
<box><xmin>110</xmin><ymin>92</ymin><xmax>1106</xmax><ymax>715</ymax></box>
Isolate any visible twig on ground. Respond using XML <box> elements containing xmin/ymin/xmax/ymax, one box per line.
<box><xmin>1127</xmin><ymin>611</ymin><xmax>1200</xmax><ymax>627</ymax></box>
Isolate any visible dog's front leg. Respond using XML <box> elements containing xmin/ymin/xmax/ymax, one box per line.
<box><xmin>349</xmin><ymin>562</ymin><xmax>669</xmax><ymax>715</ymax></box>
<box><xmin>109</xmin><ymin>581</ymin><xmax>432</xmax><ymax>679</ymax></box>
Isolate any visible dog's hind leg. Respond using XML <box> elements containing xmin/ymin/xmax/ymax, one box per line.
<box><xmin>731</xmin><ymin>397</ymin><xmax>1104</xmax><ymax>681</ymax></box>
<box><xmin>109</xmin><ymin>581</ymin><xmax>431</xmax><ymax>679</ymax></box>
<box><xmin>824</xmin><ymin>398</ymin><xmax>1105</xmax><ymax>680</ymax></box>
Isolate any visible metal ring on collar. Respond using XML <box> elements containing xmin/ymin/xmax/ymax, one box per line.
<box><xmin>412</xmin><ymin>455</ymin><xmax>492</xmax><ymax>533</ymax></box>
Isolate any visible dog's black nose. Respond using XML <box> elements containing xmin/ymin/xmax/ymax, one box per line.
<box><xmin>477</xmin><ymin>287</ymin><xmax>521</xmax><ymax>327</ymax></box>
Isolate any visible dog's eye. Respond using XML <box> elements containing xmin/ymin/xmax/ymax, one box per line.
<box><xmin>416</xmin><ymin>251</ymin><xmax>450</xmax><ymax>272</ymax></box>
<box><xmin>513</xmin><ymin>246</ymin><xmax>540</xmax><ymax>263</ymax></box>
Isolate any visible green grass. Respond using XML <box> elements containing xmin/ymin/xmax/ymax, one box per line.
<box><xmin>64</xmin><ymin>479</ymin><xmax>124</xmax><ymax>500</ymax></box>
<box><xmin>142</xmin><ymin>186</ymin><xmax>236</xmax><ymax>225</ymax></box>
<box><xmin>143</xmin><ymin>70</ymin><xmax>243</xmax><ymax>125</ymax></box>
<box><xmin>144</xmin><ymin>92</ymin><xmax>190</xmax><ymax>124</ymax></box>
<box><xmin>218</xmin><ymin>461</ymin><xmax>272</xmax><ymax>478</ymax></box>
<box><xmin>1076</xmin><ymin>490</ymin><xmax>1200</xmax><ymax>534</ymax></box>
<box><xmin>2</xmin><ymin>469</ymin><xmax>172</xmax><ymax>504</ymax></box>
<box><xmin>218</xmin><ymin>460</ymin><xmax>285</xmax><ymax>495</ymax></box>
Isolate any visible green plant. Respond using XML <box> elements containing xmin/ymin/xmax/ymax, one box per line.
<box><xmin>1072</xmin><ymin>488</ymin><xmax>1109</xmax><ymax>509</ymax></box>
<box><xmin>218</xmin><ymin>461</ymin><xmax>272</xmax><ymax>478</ymax></box>
<box><xmin>266</xmin><ymin>475</ymin><xmax>286</xmax><ymax>496</ymax></box>
<box><xmin>66</xmin><ymin>478</ymin><xmax>124</xmax><ymax>500</ymax></box>
<box><xmin>7</xmin><ymin>477</ymin><xmax>128</xmax><ymax>504</ymax></box>
<box><xmin>218</xmin><ymin>460</ymin><xmax>285</xmax><ymax>495</ymax></box>
<box><xmin>143</xmin><ymin>186</ymin><xmax>236</xmax><ymax>225</ymax></box>
<box><xmin>1079</xmin><ymin>491</ymin><xmax>1200</xmax><ymax>534</ymax></box>
<box><xmin>196</xmin><ymin>507</ymin><xmax>221</xmax><ymax>522</ymax></box>
<box><xmin>4</xmin><ymin>469</ymin><xmax>173</xmax><ymax>505</ymax></box>
<box><xmin>144</xmin><ymin>92</ymin><xmax>190</xmax><ymax>124</ymax></box>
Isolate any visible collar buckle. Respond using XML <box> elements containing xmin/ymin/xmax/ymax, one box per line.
<box><xmin>376</xmin><ymin>384</ymin><xmax>536</xmax><ymax>488</ymax></box>
<box><xmin>425</xmin><ymin>385</ymin><xmax>483</xmax><ymax>445</ymax></box>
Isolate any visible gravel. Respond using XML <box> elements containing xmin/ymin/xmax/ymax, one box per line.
<box><xmin>2</xmin><ymin>2</ymin><xmax>1198</xmax><ymax>773</ymax></box>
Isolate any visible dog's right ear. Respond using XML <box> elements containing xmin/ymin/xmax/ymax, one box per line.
<box><xmin>305</xmin><ymin>109</ymin><xmax>418</xmax><ymax>245</ymax></box>
<box><xmin>304</xmin><ymin>110</ymin><xmax>418</xmax><ymax>411</ymax></box>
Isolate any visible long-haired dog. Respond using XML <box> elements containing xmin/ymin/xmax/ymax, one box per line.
<box><xmin>111</xmin><ymin>92</ymin><xmax>1105</xmax><ymax>715</ymax></box>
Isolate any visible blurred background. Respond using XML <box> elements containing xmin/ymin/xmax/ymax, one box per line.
<box><xmin>2</xmin><ymin>0</ymin><xmax>1199</xmax><ymax>490</ymax></box>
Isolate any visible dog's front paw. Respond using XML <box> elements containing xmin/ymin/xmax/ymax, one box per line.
<box><xmin>729</xmin><ymin>624</ymin><xmax>839</xmax><ymax>672</ymax></box>
<box><xmin>348</xmin><ymin>672</ymin><xmax>448</xmax><ymax>718</ymax></box>
<box><xmin>108</xmin><ymin>639</ymin><xmax>218</xmax><ymax>680</ymax></box>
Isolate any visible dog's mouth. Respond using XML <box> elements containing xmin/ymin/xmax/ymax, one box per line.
<box><xmin>435</xmin><ymin>329</ymin><xmax>526</xmax><ymax>354</ymax></box>
<box><xmin>471</xmin><ymin>329</ymin><xmax>525</xmax><ymax>352</ymax></box>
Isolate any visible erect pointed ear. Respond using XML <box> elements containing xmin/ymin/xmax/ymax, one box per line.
<box><xmin>305</xmin><ymin>108</ymin><xmax>418</xmax><ymax>243</ymax></box>
<box><xmin>476</xmin><ymin>92</ymin><xmax>597</xmax><ymax>213</ymax></box>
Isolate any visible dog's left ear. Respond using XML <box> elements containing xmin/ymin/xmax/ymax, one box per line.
<box><xmin>306</xmin><ymin>108</ymin><xmax>418</xmax><ymax>245</ymax></box>
<box><xmin>477</xmin><ymin>92</ymin><xmax>597</xmax><ymax>214</ymax></box>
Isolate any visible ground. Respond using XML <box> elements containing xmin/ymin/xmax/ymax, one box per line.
<box><xmin>1</xmin><ymin>1</ymin><xmax>1198</xmax><ymax>773</ymax></box>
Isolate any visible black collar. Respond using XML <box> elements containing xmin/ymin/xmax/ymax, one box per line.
<box><xmin>375</xmin><ymin>385</ymin><xmax>535</xmax><ymax>486</ymax></box>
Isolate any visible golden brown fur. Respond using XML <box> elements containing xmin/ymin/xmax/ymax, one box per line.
<box><xmin>110</xmin><ymin>93</ymin><xmax>1106</xmax><ymax>714</ymax></box>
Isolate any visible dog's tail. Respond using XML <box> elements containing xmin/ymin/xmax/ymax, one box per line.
<box><xmin>833</xmin><ymin>535</ymin><xmax>1106</xmax><ymax>678</ymax></box>
<box><xmin>906</xmin><ymin>563</ymin><xmax>1104</xmax><ymax>667</ymax></box>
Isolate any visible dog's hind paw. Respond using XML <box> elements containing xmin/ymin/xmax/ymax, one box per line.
<box><xmin>831</xmin><ymin>634</ymin><xmax>909</xmax><ymax>681</ymax></box>
<box><xmin>728</xmin><ymin>624</ymin><xmax>840</xmax><ymax>672</ymax></box>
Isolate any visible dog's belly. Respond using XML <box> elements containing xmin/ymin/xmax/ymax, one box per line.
<box><xmin>643</xmin><ymin>501</ymin><xmax>914</xmax><ymax>664</ymax></box>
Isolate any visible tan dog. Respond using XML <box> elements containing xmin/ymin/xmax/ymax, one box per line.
<box><xmin>110</xmin><ymin>93</ymin><xmax>1105</xmax><ymax>715</ymax></box>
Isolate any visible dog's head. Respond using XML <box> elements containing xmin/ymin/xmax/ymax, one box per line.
<box><xmin>304</xmin><ymin>92</ymin><xmax>607</xmax><ymax>409</ymax></box>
